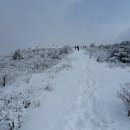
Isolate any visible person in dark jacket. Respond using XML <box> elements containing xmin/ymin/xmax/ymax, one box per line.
<box><xmin>77</xmin><ymin>46</ymin><xmax>79</xmax><ymax>51</ymax></box>
<box><xmin>75</xmin><ymin>46</ymin><xmax>77</xmax><ymax>50</ymax></box>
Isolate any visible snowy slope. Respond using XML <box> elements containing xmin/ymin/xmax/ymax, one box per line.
<box><xmin>18</xmin><ymin>50</ymin><xmax>130</xmax><ymax>130</ymax></box>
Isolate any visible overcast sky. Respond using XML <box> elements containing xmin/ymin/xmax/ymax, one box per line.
<box><xmin>1</xmin><ymin>0</ymin><xmax>130</xmax><ymax>55</ymax></box>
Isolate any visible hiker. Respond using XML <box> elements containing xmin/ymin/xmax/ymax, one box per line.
<box><xmin>75</xmin><ymin>46</ymin><xmax>77</xmax><ymax>50</ymax></box>
<box><xmin>77</xmin><ymin>46</ymin><xmax>79</xmax><ymax>51</ymax></box>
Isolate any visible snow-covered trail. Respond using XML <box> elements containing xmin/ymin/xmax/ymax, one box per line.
<box><xmin>20</xmin><ymin>51</ymin><xmax>108</xmax><ymax>130</ymax></box>
<box><xmin>63</xmin><ymin>51</ymin><xmax>108</xmax><ymax>130</ymax></box>
<box><xmin>20</xmin><ymin>50</ymin><xmax>130</xmax><ymax>130</ymax></box>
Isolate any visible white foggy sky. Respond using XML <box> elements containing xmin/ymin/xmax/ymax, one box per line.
<box><xmin>1</xmin><ymin>0</ymin><xmax>130</xmax><ymax>54</ymax></box>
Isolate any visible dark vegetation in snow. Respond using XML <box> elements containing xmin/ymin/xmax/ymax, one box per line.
<box><xmin>87</xmin><ymin>41</ymin><xmax>130</xmax><ymax>67</ymax></box>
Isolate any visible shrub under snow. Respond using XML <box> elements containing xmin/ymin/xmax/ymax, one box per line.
<box><xmin>118</xmin><ymin>83</ymin><xmax>130</xmax><ymax>116</ymax></box>
<box><xmin>0</xmin><ymin>45</ymin><xmax>73</xmax><ymax>130</ymax></box>
<box><xmin>0</xmin><ymin>46</ymin><xmax>73</xmax><ymax>87</ymax></box>
<box><xmin>87</xmin><ymin>41</ymin><xmax>130</xmax><ymax>67</ymax></box>
<box><xmin>0</xmin><ymin>91</ymin><xmax>32</xmax><ymax>130</ymax></box>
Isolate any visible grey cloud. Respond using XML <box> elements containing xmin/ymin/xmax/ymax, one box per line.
<box><xmin>0</xmin><ymin>0</ymin><xmax>130</xmax><ymax>55</ymax></box>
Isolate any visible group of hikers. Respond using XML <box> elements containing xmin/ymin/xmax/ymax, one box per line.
<box><xmin>74</xmin><ymin>46</ymin><xmax>80</xmax><ymax>51</ymax></box>
<box><xmin>74</xmin><ymin>45</ymin><xmax>87</xmax><ymax>51</ymax></box>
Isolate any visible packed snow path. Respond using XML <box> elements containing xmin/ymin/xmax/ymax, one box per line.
<box><xmin>21</xmin><ymin>50</ymin><xmax>130</xmax><ymax>130</ymax></box>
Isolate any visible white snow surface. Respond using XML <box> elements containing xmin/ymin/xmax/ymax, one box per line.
<box><xmin>17</xmin><ymin>50</ymin><xmax>130</xmax><ymax>130</ymax></box>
